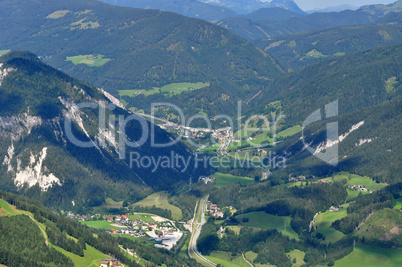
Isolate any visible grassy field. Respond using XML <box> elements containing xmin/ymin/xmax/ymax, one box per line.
<box><xmin>131</xmin><ymin>191</ymin><xmax>182</xmax><ymax>220</ymax></box>
<box><xmin>119</xmin><ymin>82</ymin><xmax>209</xmax><ymax>98</ymax></box>
<box><xmin>66</xmin><ymin>54</ymin><xmax>111</xmax><ymax>66</ymax></box>
<box><xmin>53</xmin><ymin>243</ymin><xmax>110</xmax><ymax>267</ymax></box>
<box><xmin>395</xmin><ymin>198</ymin><xmax>402</xmax><ymax>210</ymax></box>
<box><xmin>80</xmin><ymin>220</ymin><xmax>126</xmax><ymax>230</ymax></box>
<box><xmin>205</xmin><ymin>251</ymin><xmax>251</xmax><ymax>267</ymax></box>
<box><xmin>127</xmin><ymin>213</ymin><xmax>156</xmax><ymax>223</ymax></box>
<box><xmin>286</xmin><ymin>249</ymin><xmax>306</xmax><ymax>266</ymax></box>
<box><xmin>305</xmin><ymin>49</ymin><xmax>327</xmax><ymax>58</ymax></box>
<box><xmin>354</xmin><ymin>208</ymin><xmax>401</xmax><ymax>244</ymax></box>
<box><xmin>335</xmin><ymin>245</ymin><xmax>402</xmax><ymax>267</ymax></box>
<box><xmin>277</xmin><ymin>125</ymin><xmax>302</xmax><ymax>138</ymax></box>
<box><xmin>211</xmin><ymin>172</ymin><xmax>255</xmax><ymax>188</ymax></box>
<box><xmin>244</xmin><ymin>251</ymin><xmax>275</xmax><ymax>267</ymax></box>
<box><xmin>324</xmin><ymin>173</ymin><xmax>386</xmax><ymax>191</ymax></box>
<box><xmin>70</xmin><ymin>19</ymin><xmax>100</xmax><ymax>30</ymax></box>
<box><xmin>312</xmin><ymin>204</ymin><xmax>349</xmax><ymax>244</ymax></box>
<box><xmin>236</xmin><ymin>212</ymin><xmax>299</xmax><ymax>240</ymax></box>
<box><xmin>46</xmin><ymin>10</ymin><xmax>69</xmax><ymax>19</ymax></box>
<box><xmin>0</xmin><ymin>49</ymin><xmax>11</xmax><ymax>56</ymax></box>
<box><xmin>385</xmin><ymin>76</ymin><xmax>397</xmax><ymax>94</ymax></box>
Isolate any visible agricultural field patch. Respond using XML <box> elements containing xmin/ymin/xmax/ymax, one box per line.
<box><xmin>354</xmin><ymin>208</ymin><xmax>401</xmax><ymax>245</ymax></box>
<box><xmin>211</xmin><ymin>172</ymin><xmax>255</xmax><ymax>188</ymax></box>
<box><xmin>205</xmin><ymin>251</ymin><xmax>251</xmax><ymax>267</ymax></box>
<box><xmin>46</xmin><ymin>10</ymin><xmax>69</xmax><ymax>19</ymax></box>
<box><xmin>277</xmin><ymin>125</ymin><xmax>302</xmax><ymax>138</ymax></box>
<box><xmin>236</xmin><ymin>211</ymin><xmax>299</xmax><ymax>240</ymax></box>
<box><xmin>127</xmin><ymin>213</ymin><xmax>156</xmax><ymax>223</ymax></box>
<box><xmin>131</xmin><ymin>191</ymin><xmax>182</xmax><ymax>220</ymax></box>
<box><xmin>80</xmin><ymin>220</ymin><xmax>126</xmax><ymax>230</ymax></box>
<box><xmin>395</xmin><ymin>198</ymin><xmax>402</xmax><ymax>210</ymax></box>
<box><xmin>335</xmin><ymin>245</ymin><xmax>402</xmax><ymax>267</ymax></box>
<box><xmin>312</xmin><ymin>204</ymin><xmax>349</xmax><ymax>244</ymax></box>
<box><xmin>66</xmin><ymin>54</ymin><xmax>111</xmax><ymax>66</ymax></box>
<box><xmin>286</xmin><ymin>249</ymin><xmax>306</xmax><ymax>266</ymax></box>
<box><xmin>70</xmin><ymin>19</ymin><xmax>100</xmax><ymax>29</ymax></box>
<box><xmin>119</xmin><ymin>82</ymin><xmax>210</xmax><ymax>98</ymax></box>
<box><xmin>385</xmin><ymin>76</ymin><xmax>397</xmax><ymax>93</ymax></box>
<box><xmin>0</xmin><ymin>49</ymin><xmax>11</xmax><ymax>56</ymax></box>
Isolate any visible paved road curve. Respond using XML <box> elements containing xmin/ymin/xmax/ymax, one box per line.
<box><xmin>188</xmin><ymin>196</ymin><xmax>217</xmax><ymax>266</ymax></box>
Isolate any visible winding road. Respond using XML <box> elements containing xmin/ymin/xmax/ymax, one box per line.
<box><xmin>188</xmin><ymin>196</ymin><xmax>217</xmax><ymax>266</ymax></box>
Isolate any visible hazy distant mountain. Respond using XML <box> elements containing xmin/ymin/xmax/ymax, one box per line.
<box><xmin>200</xmin><ymin>0</ymin><xmax>304</xmax><ymax>14</ymax></box>
<box><xmin>246</xmin><ymin>7</ymin><xmax>303</xmax><ymax>21</ymax></box>
<box><xmin>100</xmin><ymin>0</ymin><xmax>238</xmax><ymax>21</ymax></box>
<box><xmin>217</xmin><ymin>9</ymin><xmax>376</xmax><ymax>40</ymax></box>
<box><xmin>306</xmin><ymin>5</ymin><xmax>358</xmax><ymax>14</ymax></box>
<box><xmin>217</xmin><ymin>1</ymin><xmax>402</xmax><ymax>41</ymax></box>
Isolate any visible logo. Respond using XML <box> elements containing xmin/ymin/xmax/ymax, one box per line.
<box><xmin>302</xmin><ymin>100</ymin><xmax>339</xmax><ymax>166</ymax></box>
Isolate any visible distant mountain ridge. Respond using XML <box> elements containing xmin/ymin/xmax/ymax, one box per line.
<box><xmin>99</xmin><ymin>0</ymin><xmax>238</xmax><ymax>21</ymax></box>
<box><xmin>217</xmin><ymin>0</ymin><xmax>402</xmax><ymax>41</ymax></box>
<box><xmin>199</xmin><ymin>0</ymin><xmax>304</xmax><ymax>14</ymax></box>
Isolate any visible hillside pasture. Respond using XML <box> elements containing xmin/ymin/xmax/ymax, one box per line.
<box><xmin>119</xmin><ymin>82</ymin><xmax>209</xmax><ymax>98</ymax></box>
<box><xmin>335</xmin><ymin>245</ymin><xmax>402</xmax><ymax>267</ymax></box>
<box><xmin>395</xmin><ymin>198</ymin><xmax>402</xmax><ymax>210</ymax></box>
<box><xmin>312</xmin><ymin>204</ymin><xmax>349</xmax><ymax>244</ymax></box>
<box><xmin>127</xmin><ymin>213</ymin><xmax>156</xmax><ymax>223</ymax></box>
<box><xmin>66</xmin><ymin>54</ymin><xmax>111</xmax><ymax>66</ymax></box>
<box><xmin>277</xmin><ymin>125</ymin><xmax>302</xmax><ymax>138</ymax></box>
<box><xmin>80</xmin><ymin>220</ymin><xmax>126</xmax><ymax>230</ymax></box>
<box><xmin>0</xmin><ymin>49</ymin><xmax>11</xmax><ymax>56</ymax></box>
<box><xmin>286</xmin><ymin>249</ymin><xmax>306</xmax><ymax>266</ymax></box>
<box><xmin>236</xmin><ymin>211</ymin><xmax>299</xmax><ymax>240</ymax></box>
<box><xmin>211</xmin><ymin>172</ymin><xmax>255</xmax><ymax>188</ymax></box>
<box><xmin>205</xmin><ymin>251</ymin><xmax>252</xmax><ymax>267</ymax></box>
<box><xmin>131</xmin><ymin>191</ymin><xmax>182</xmax><ymax>220</ymax></box>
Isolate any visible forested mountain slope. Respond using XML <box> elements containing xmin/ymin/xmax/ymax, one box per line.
<box><xmin>0</xmin><ymin>0</ymin><xmax>282</xmax><ymax>119</ymax></box>
<box><xmin>0</xmin><ymin>51</ymin><xmax>199</xmax><ymax>210</ymax></box>
<box><xmin>254</xmin><ymin>20</ymin><xmax>402</xmax><ymax>70</ymax></box>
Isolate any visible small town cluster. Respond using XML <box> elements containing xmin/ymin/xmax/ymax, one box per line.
<box><xmin>348</xmin><ymin>184</ymin><xmax>373</xmax><ymax>193</ymax></box>
<box><xmin>207</xmin><ymin>201</ymin><xmax>225</xmax><ymax>219</ymax></box>
<box><xmin>100</xmin><ymin>258</ymin><xmax>123</xmax><ymax>267</ymax></box>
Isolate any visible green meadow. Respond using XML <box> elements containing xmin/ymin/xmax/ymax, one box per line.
<box><xmin>131</xmin><ymin>191</ymin><xmax>182</xmax><ymax>220</ymax></box>
<box><xmin>335</xmin><ymin>245</ymin><xmax>402</xmax><ymax>267</ymax></box>
<box><xmin>244</xmin><ymin>251</ymin><xmax>275</xmax><ymax>267</ymax></box>
<box><xmin>312</xmin><ymin>204</ymin><xmax>349</xmax><ymax>244</ymax></box>
<box><xmin>119</xmin><ymin>82</ymin><xmax>209</xmax><ymax>98</ymax></box>
<box><xmin>127</xmin><ymin>213</ymin><xmax>156</xmax><ymax>223</ymax></box>
<box><xmin>66</xmin><ymin>54</ymin><xmax>111</xmax><ymax>66</ymax></box>
<box><xmin>395</xmin><ymin>198</ymin><xmax>402</xmax><ymax>210</ymax></box>
<box><xmin>53</xmin><ymin>244</ymin><xmax>109</xmax><ymax>267</ymax></box>
<box><xmin>211</xmin><ymin>172</ymin><xmax>255</xmax><ymax>188</ymax></box>
<box><xmin>80</xmin><ymin>220</ymin><xmax>126</xmax><ymax>230</ymax></box>
<box><xmin>205</xmin><ymin>251</ymin><xmax>252</xmax><ymax>267</ymax></box>
<box><xmin>0</xmin><ymin>49</ymin><xmax>11</xmax><ymax>56</ymax></box>
<box><xmin>236</xmin><ymin>211</ymin><xmax>299</xmax><ymax>240</ymax></box>
<box><xmin>286</xmin><ymin>249</ymin><xmax>306</xmax><ymax>266</ymax></box>
<box><xmin>277</xmin><ymin>125</ymin><xmax>302</xmax><ymax>138</ymax></box>
<box><xmin>323</xmin><ymin>173</ymin><xmax>386</xmax><ymax>191</ymax></box>
<box><xmin>354</xmin><ymin>208</ymin><xmax>401</xmax><ymax>243</ymax></box>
